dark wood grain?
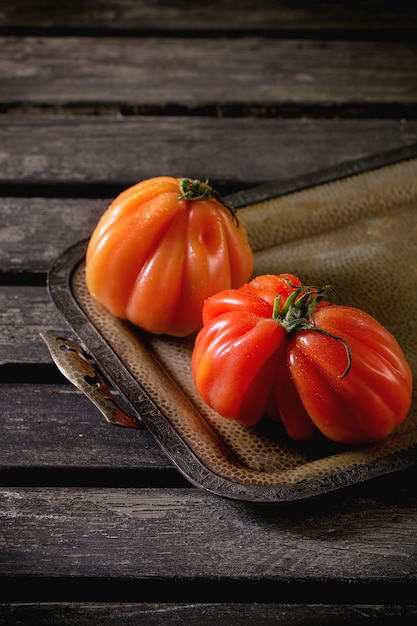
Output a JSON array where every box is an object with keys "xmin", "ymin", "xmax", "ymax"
[
  {"xmin": 1, "ymin": 36, "xmax": 416, "ymax": 111},
  {"xmin": 0, "ymin": 384, "xmax": 174, "ymax": 475},
  {"xmin": 1, "ymin": 476, "xmax": 417, "ymax": 601},
  {"xmin": 1, "ymin": 117, "xmax": 417, "ymax": 191},
  {"xmin": 0, "ymin": 198, "xmax": 107, "ymax": 275},
  {"xmin": 0, "ymin": 286, "xmax": 67, "ymax": 365},
  {"xmin": 1, "ymin": 602, "xmax": 417, "ymax": 626},
  {"xmin": 1, "ymin": 0, "xmax": 416, "ymax": 34}
]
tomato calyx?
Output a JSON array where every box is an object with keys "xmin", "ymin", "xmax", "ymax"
[
  {"xmin": 178, "ymin": 178, "xmax": 239, "ymax": 225},
  {"xmin": 272, "ymin": 282, "xmax": 352, "ymax": 378}
]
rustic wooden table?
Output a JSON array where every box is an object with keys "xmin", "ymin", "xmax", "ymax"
[{"xmin": 1, "ymin": 2, "xmax": 417, "ymax": 624}]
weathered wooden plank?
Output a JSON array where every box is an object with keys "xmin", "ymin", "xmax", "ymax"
[
  {"xmin": 1, "ymin": 117, "xmax": 417, "ymax": 189},
  {"xmin": 0, "ymin": 384, "xmax": 174, "ymax": 477},
  {"xmin": 1, "ymin": 476, "xmax": 417, "ymax": 600},
  {"xmin": 1, "ymin": 602, "xmax": 417, "ymax": 625},
  {"xmin": 0, "ymin": 286, "xmax": 68, "ymax": 365},
  {"xmin": 0, "ymin": 198, "xmax": 108, "ymax": 275},
  {"xmin": 1, "ymin": 37, "xmax": 416, "ymax": 108},
  {"xmin": 1, "ymin": 0, "xmax": 416, "ymax": 33}
]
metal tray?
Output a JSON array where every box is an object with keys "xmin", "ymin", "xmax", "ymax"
[{"xmin": 47, "ymin": 144, "xmax": 417, "ymax": 503}]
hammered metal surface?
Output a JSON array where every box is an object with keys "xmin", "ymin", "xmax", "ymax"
[{"xmin": 68, "ymin": 156, "xmax": 417, "ymax": 492}]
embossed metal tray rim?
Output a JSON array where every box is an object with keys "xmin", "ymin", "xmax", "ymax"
[{"xmin": 48, "ymin": 143, "xmax": 417, "ymax": 503}]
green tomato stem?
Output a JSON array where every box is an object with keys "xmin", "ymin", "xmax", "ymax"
[
  {"xmin": 178, "ymin": 178, "xmax": 238, "ymax": 225},
  {"xmin": 272, "ymin": 282, "xmax": 352, "ymax": 378}
]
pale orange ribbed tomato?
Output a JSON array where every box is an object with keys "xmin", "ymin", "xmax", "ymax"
[{"xmin": 85, "ymin": 177, "xmax": 254, "ymax": 336}]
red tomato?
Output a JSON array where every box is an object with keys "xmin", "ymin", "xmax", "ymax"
[
  {"xmin": 85, "ymin": 177, "xmax": 254, "ymax": 336},
  {"xmin": 201, "ymin": 273, "xmax": 302, "ymax": 324},
  {"xmin": 192, "ymin": 274, "xmax": 413, "ymax": 445}
]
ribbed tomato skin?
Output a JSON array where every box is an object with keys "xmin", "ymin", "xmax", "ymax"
[
  {"xmin": 192, "ymin": 275, "xmax": 413, "ymax": 445},
  {"xmin": 85, "ymin": 176, "xmax": 254, "ymax": 336},
  {"xmin": 282, "ymin": 306, "xmax": 413, "ymax": 444}
]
